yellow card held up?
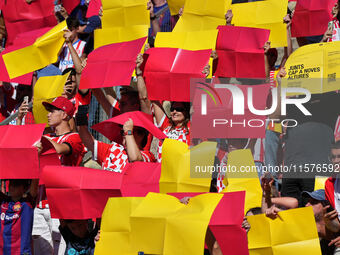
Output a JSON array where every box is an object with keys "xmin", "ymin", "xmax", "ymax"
[
  {"xmin": 3, "ymin": 21, "xmax": 67, "ymax": 79},
  {"xmin": 33, "ymin": 73, "xmax": 70, "ymax": 125},
  {"xmin": 131, "ymin": 193, "xmax": 222, "ymax": 255},
  {"xmin": 231, "ymin": 0, "xmax": 287, "ymax": 47},
  {"xmin": 173, "ymin": 0, "xmax": 227, "ymax": 32},
  {"xmin": 100, "ymin": 0, "xmax": 149, "ymax": 29},
  {"xmin": 222, "ymin": 149, "xmax": 262, "ymax": 214},
  {"xmin": 160, "ymin": 139, "xmax": 216, "ymax": 193},
  {"xmin": 284, "ymin": 41, "xmax": 340, "ymax": 94},
  {"xmin": 247, "ymin": 207, "xmax": 322, "ymax": 255},
  {"xmin": 155, "ymin": 30, "xmax": 218, "ymax": 50},
  {"xmin": 94, "ymin": 25, "xmax": 149, "ymax": 49},
  {"xmin": 95, "ymin": 197, "xmax": 143, "ymax": 255}
]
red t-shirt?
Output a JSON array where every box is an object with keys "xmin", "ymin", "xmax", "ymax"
[
  {"xmin": 46, "ymin": 132, "xmax": 86, "ymax": 166},
  {"xmin": 93, "ymin": 140, "xmax": 155, "ymax": 172}
]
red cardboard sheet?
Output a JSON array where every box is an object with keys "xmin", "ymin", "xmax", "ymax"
[
  {"xmin": 86, "ymin": 0, "xmax": 101, "ymax": 18},
  {"xmin": 143, "ymin": 48, "xmax": 211, "ymax": 102},
  {"xmin": 43, "ymin": 162, "xmax": 161, "ymax": 219},
  {"xmin": 1, "ymin": 0, "xmax": 57, "ymax": 46},
  {"xmin": 169, "ymin": 191, "xmax": 248, "ymax": 255},
  {"xmin": 79, "ymin": 37, "xmax": 147, "ymax": 89},
  {"xmin": 291, "ymin": 0, "xmax": 337, "ymax": 37},
  {"xmin": 91, "ymin": 111, "xmax": 167, "ymax": 143},
  {"xmin": 0, "ymin": 124, "xmax": 45, "ymax": 179},
  {"xmin": 62, "ymin": 0, "xmax": 80, "ymax": 15},
  {"xmin": 0, "ymin": 27, "xmax": 50, "ymax": 84},
  {"xmin": 214, "ymin": 26, "xmax": 270, "ymax": 79}
]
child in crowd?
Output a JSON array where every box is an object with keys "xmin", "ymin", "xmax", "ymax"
[
  {"xmin": 0, "ymin": 179, "xmax": 38, "ymax": 255},
  {"xmin": 59, "ymin": 219, "xmax": 99, "ymax": 255}
]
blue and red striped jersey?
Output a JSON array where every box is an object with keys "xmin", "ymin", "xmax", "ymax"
[{"xmin": 0, "ymin": 194, "xmax": 34, "ymax": 255}]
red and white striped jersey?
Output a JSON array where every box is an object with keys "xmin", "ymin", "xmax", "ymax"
[
  {"xmin": 93, "ymin": 140, "xmax": 155, "ymax": 172},
  {"xmin": 156, "ymin": 115, "xmax": 190, "ymax": 162},
  {"xmin": 58, "ymin": 39, "xmax": 86, "ymax": 72}
]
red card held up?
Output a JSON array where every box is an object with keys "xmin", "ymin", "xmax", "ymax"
[
  {"xmin": 1, "ymin": 0, "xmax": 57, "ymax": 46},
  {"xmin": 91, "ymin": 111, "xmax": 166, "ymax": 143},
  {"xmin": 214, "ymin": 26, "xmax": 269, "ymax": 79},
  {"xmin": 143, "ymin": 48, "xmax": 211, "ymax": 102},
  {"xmin": 79, "ymin": 37, "xmax": 147, "ymax": 89},
  {"xmin": 0, "ymin": 124, "xmax": 45, "ymax": 179}
]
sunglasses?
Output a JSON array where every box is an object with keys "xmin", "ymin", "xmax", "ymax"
[
  {"xmin": 329, "ymin": 154, "xmax": 340, "ymax": 161},
  {"xmin": 170, "ymin": 107, "xmax": 185, "ymax": 112}
]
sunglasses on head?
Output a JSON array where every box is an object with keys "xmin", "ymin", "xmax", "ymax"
[{"xmin": 170, "ymin": 107, "xmax": 185, "ymax": 112}]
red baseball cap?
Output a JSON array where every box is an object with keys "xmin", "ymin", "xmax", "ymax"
[{"xmin": 42, "ymin": 96, "xmax": 76, "ymax": 118}]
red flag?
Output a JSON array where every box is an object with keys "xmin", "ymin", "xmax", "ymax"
[
  {"xmin": 214, "ymin": 26, "xmax": 269, "ymax": 79},
  {"xmin": 86, "ymin": 0, "xmax": 102, "ymax": 18},
  {"xmin": 143, "ymin": 48, "xmax": 211, "ymax": 102},
  {"xmin": 1, "ymin": 0, "xmax": 57, "ymax": 46},
  {"xmin": 169, "ymin": 191, "xmax": 248, "ymax": 255},
  {"xmin": 0, "ymin": 124, "xmax": 45, "ymax": 179},
  {"xmin": 79, "ymin": 38, "xmax": 147, "ymax": 89},
  {"xmin": 191, "ymin": 82, "xmax": 271, "ymax": 139},
  {"xmin": 91, "ymin": 111, "xmax": 167, "ymax": 143},
  {"xmin": 42, "ymin": 162, "xmax": 161, "ymax": 219},
  {"xmin": 62, "ymin": 0, "xmax": 80, "ymax": 15},
  {"xmin": 0, "ymin": 27, "xmax": 50, "ymax": 84},
  {"xmin": 291, "ymin": 0, "xmax": 337, "ymax": 37}
]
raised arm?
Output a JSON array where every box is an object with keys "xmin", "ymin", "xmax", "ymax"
[
  {"xmin": 75, "ymin": 105, "xmax": 95, "ymax": 152},
  {"xmin": 123, "ymin": 118, "xmax": 143, "ymax": 162},
  {"xmin": 136, "ymin": 54, "xmax": 152, "ymax": 115}
]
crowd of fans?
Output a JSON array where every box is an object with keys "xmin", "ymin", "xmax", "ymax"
[{"xmin": 0, "ymin": 0, "xmax": 340, "ymax": 254}]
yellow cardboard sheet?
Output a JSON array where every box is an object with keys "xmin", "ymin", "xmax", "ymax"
[
  {"xmin": 167, "ymin": 0, "xmax": 185, "ymax": 15},
  {"xmin": 231, "ymin": 0, "xmax": 287, "ymax": 48},
  {"xmin": 314, "ymin": 176, "xmax": 329, "ymax": 191},
  {"xmin": 173, "ymin": 0, "xmax": 227, "ymax": 32},
  {"xmin": 222, "ymin": 149, "xmax": 262, "ymax": 214},
  {"xmin": 33, "ymin": 73, "xmax": 69, "ymax": 125},
  {"xmin": 155, "ymin": 30, "xmax": 218, "ymax": 50},
  {"xmin": 100, "ymin": 0, "xmax": 149, "ymax": 29},
  {"xmin": 284, "ymin": 41, "xmax": 340, "ymax": 94},
  {"xmin": 247, "ymin": 207, "xmax": 322, "ymax": 255},
  {"xmin": 94, "ymin": 25, "xmax": 149, "ymax": 49},
  {"xmin": 160, "ymin": 139, "xmax": 216, "ymax": 193},
  {"xmin": 3, "ymin": 21, "xmax": 67, "ymax": 79},
  {"xmin": 95, "ymin": 193, "xmax": 222, "ymax": 255}
]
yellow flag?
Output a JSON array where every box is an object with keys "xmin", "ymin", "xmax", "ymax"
[
  {"xmin": 160, "ymin": 139, "xmax": 216, "ymax": 193},
  {"xmin": 222, "ymin": 149, "xmax": 262, "ymax": 214},
  {"xmin": 173, "ymin": 0, "xmax": 227, "ymax": 32},
  {"xmin": 3, "ymin": 21, "xmax": 67, "ymax": 79},
  {"xmin": 33, "ymin": 73, "xmax": 70, "ymax": 125},
  {"xmin": 167, "ymin": 0, "xmax": 185, "ymax": 15},
  {"xmin": 94, "ymin": 25, "xmax": 149, "ymax": 49},
  {"xmin": 231, "ymin": 0, "xmax": 287, "ymax": 48},
  {"xmin": 155, "ymin": 30, "xmax": 218, "ymax": 50},
  {"xmin": 101, "ymin": 0, "xmax": 149, "ymax": 29},
  {"xmin": 314, "ymin": 176, "xmax": 328, "ymax": 190},
  {"xmin": 247, "ymin": 207, "xmax": 322, "ymax": 255},
  {"xmin": 96, "ymin": 193, "xmax": 222, "ymax": 255},
  {"xmin": 284, "ymin": 41, "xmax": 340, "ymax": 94}
]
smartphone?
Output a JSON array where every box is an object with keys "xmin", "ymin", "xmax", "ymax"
[
  {"xmin": 328, "ymin": 21, "xmax": 334, "ymax": 31},
  {"xmin": 23, "ymin": 96, "xmax": 29, "ymax": 104}
]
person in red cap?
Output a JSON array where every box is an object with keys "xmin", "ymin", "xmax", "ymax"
[
  {"xmin": 42, "ymin": 96, "xmax": 86, "ymax": 167},
  {"xmin": 32, "ymin": 97, "xmax": 86, "ymax": 255}
]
